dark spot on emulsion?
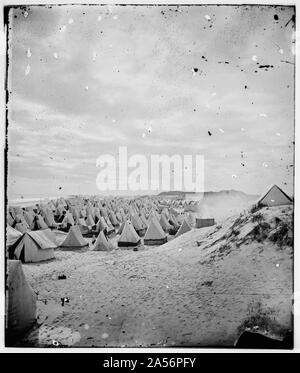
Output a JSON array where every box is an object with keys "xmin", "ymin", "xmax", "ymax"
[
  {"xmin": 274, "ymin": 14, "xmax": 279, "ymax": 21},
  {"xmin": 244, "ymin": 85, "xmax": 248, "ymax": 89},
  {"xmin": 193, "ymin": 68, "xmax": 198, "ymax": 73},
  {"xmin": 258, "ymin": 65, "xmax": 274, "ymax": 69},
  {"xmin": 59, "ymin": 186, "xmax": 62, "ymax": 190},
  {"xmin": 208, "ymin": 131, "xmax": 212, "ymax": 136}
]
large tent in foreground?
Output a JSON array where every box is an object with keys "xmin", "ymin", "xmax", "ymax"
[
  {"xmin": 9, "ymin": 229, "xmax": 57, "ymax": 263},
  {"xmin": 257, "ymin": 185, "xmax": 293, "ymax": 207},
  {"xmin": 118, "ymin": 221, "xmax": 141, "ymax": 248},
  {"xmin": 144, "ymin": 218, "xmax": 167, "ymax": 246},
  {"xmin": 60, "ymin": 225, "xmax": 89, "ymax": 249},
  {"xmin": 6, "ymin": 260, "xmax": 37, "ymax": 344}
]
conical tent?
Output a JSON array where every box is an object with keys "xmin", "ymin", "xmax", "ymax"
[
  {"xmin": 77, "ymin": 218, "xmax": 90, "ymax": 235},
  {"xmin": 175, "ymin": 218, "xmax": 192, "ymax": 238},
  {"xmin": 109, "ymin": 212, "xmax": 119, "ymax": 226},
  {"xmin": 36, "ymin": 215, "xmax": 49, "ymax": 230},
  {"xmin": 96, "ymin": 217, "xmax": 109, "ymax": 233},
  {"xmin": 6, "ymin": 260, "xmax": 37, "ymax": 344},
  {"xmin": 86, "ymin": 214, "xmax": 95, "ymax": 227},
  {"xmin": 118, "ymin": 221, "xmax": 141, "ymax": 247},
  {"xmin": 43, "ymin": 211, "xmax": 56, "ymax": 227},
  {"xmin": 60, "ymin": 226, "xmax": 88, "ymax": 248},
  {"xmin": 15, "ymin": 214, "xmax": 28, "ymax": 225},
  {"xmin": 105, "ymin": 217, "xmax": 115, "ymax": 234},
  {"xmin": 144, "ymin": 218, "xmax": 167, "ymax": 246},
  {"xmin": 169, "ymin": 213, "xmax": 179, "ymax": 228},
  {"xmin": 7, "ymin": 225, "xmax": 22, "ymax": 247},
  {"xmin": 10, "ymin": 230, "xmax": 56, "ymax": 263},
  {"xmin": 7, "ymin": 212, "xmax": 15, "ymax": 227},
  {"xmin": 24, "ymin": 211, "xmax": 34, "ymax": 226},
  {"xmin": 257, "ymin": 185, "xmax": 293, "ymax": 207},
  {"xmin": 131, "ymin": 213, "xmax": 145, "ymax": 230},
  {"xmin": 63, "ymin": 212, "xmax": 75, "ymax": 226},
  {"xmin": 159, "ymin": 214, "xmax": 172, "ymax": 232},
  {"xmin": 14, "ymin": 222, "xmax": 29, "ymax": 234},
  {"xmin": 93, "ymin": 231, "xmax": 111, "ymax": 251},
  {"xmin": 139, "ymin": 212, "xmax": 148, "ymax": 227},
  {"xmin": 117, "ymin": 221, "xmax": 125, "ymax": 235}
]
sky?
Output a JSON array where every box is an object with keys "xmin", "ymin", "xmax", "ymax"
[{"xmin": 7, "ymin": 4, "xmax": 295, "ymax": 198}]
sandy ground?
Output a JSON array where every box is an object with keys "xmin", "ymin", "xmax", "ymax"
[{"xmin": 18, "ymin": 205, "xmax": 293, "ymax": 347}]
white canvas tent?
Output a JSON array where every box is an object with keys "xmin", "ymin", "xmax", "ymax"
[
  {"xmin": 60, "ymin": 225, "xmax": 88, "ymax": 249},
  {"xmin": 175, "ymin": 218, "xmax": 192, "ymax": 238},
  {"xmin": 7, "ymin": 212, "xmax": 15, "ymax": 227},
  {"xmin": 144, "ymin": 218, "xmax": 167, "ymax": 246},
  {"xmin": 93, "ymin": 231, "xmax": 112, "ymax": 251},
  {"xmin": 6, "ymin": 260, "xmax": 37, "ymax": 344},
  {"xmin": 118, "ymin": 221, "xmax": 141, "ymax": 247},
  {"xmin": 10, "ymin": 230, "xmax": 57, "ymax": 263},
  {"xmin": 257, "ymin": 185, "xmax": 293, "ymax": 207},
  {"xmin": 6, "ymin": 225, "xmax": 22, "ymax": 247},
  {"xmin": 159, "ymin": 214, "xmax": 172, "ymax": 232}
]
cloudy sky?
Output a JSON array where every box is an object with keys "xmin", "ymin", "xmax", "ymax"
[{"xmin": 7, "ymin": 4, "xmax": 295, "ymax": 198}]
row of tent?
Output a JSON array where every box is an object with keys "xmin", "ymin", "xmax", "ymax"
[
  {"xmin": 7, "ymin": 213, "xmax": 194, "ymax": 263},
  {"xmin": 7, "ymin": 195, "xmax": 199, "ymax": 255}
]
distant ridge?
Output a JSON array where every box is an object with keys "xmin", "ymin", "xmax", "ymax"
[{"xmin": 157, "ymin": 190, "xmax": 260, "ymax": 199}]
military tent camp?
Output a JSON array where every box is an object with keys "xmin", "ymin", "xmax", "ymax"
[
  {"xmin": 257, "ymin": 185, "xmax": 293, "ymax": 207},
  {"xmin": 6, "ymin": 260, "xmax": 37, "ymax": 344},
  {"xmin": 9, "ymin": 230, "xmax": 57, "ymax": 263},
  {"xmin": 175, "ymin": 218, "xmax": 192, "ymax": 238},
  {"xmin": 60, "ymin": 225, "xmax": 89, "ymax": 249},
  {"xmin": 144, "ymin": 218, "xmax": 167, "ymax": 246},
  {"xmin": 118, "ymin": 221, "xmax": 141, "ymax": 248}
]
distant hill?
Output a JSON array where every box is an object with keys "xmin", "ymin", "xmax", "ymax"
[{"xmin": 158, "ymin": 190, "xmax": 260, "ymax": 200}]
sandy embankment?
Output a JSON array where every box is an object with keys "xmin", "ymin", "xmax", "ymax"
[{"xmin": 19, "ymin": 205, "xmax": 293, "ymax": 347}]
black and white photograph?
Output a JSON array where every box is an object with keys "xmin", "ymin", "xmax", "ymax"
[{"xmin": 1, "ymin": 1, "xmax": 296, "ymax": 351}]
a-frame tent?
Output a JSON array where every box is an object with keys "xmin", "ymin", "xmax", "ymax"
[
  {"xmin": 93, "ymin": 231, "xmax": 112, "ymax": 251},
  {"xmin": 174, "ymin": 218, "xmax": 192, "ymax": 238},
  {"xmin": 9, "ymin": 230, "xmax": 57, "ymax": 263},
  {"xmin": 144, "ymin": 218, "xmax": 167, "ymax": 246},
  {"xmin": 257, "ymin": 184, "xmax": 293, "ymax": 207},
  {"xmin": 118, "ymin": 221, "xmax": 141, "ymax": 248},
  {"xmin": 60, "ymin": 225, "xmax": 89, "ymax": 249},
  {"xmin": 6, "ymin": 260, "xmax": 37, "ymax": 344}
]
